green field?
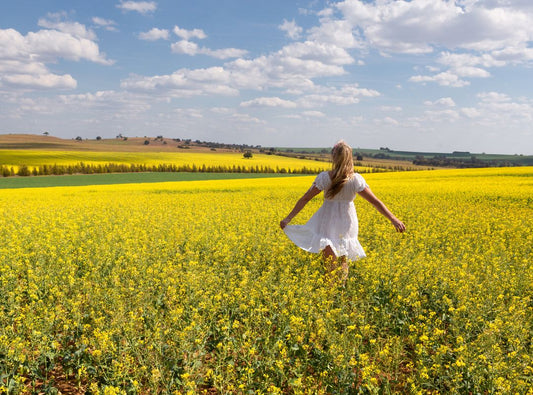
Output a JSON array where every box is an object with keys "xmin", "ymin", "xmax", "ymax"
[
  {"xmin": 277, "ymin": 147, "xmax": 533, "ymax": 165},
  {"xmin": 0, "ymin": 172, "xmax": 298, "ymax": 189}
]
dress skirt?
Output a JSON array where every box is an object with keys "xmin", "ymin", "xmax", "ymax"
[{"xmin": 283, "ymin": 199, "xmax": 366, "ymax": 261}]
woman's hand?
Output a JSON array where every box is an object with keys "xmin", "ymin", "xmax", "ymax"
[
  {"xmin": 280, "ymin": 186, "xmax": 321, "ymax": 230},
  {"xmin": 391, "ymin": 218, "xmax": 406, "ymax": 233}
]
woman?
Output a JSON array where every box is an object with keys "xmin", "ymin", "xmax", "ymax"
[{"xmin": 280, "ymin": 140, "xmax": 405, "ymax": 282}]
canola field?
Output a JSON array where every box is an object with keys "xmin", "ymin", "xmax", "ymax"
[
  {"xmin": 0, "ymin": 150, "xmax": 332, "ymax": 174},
  {"xmin": 0, "ymin": 167, "xmax": 531, "ymax": 394}
]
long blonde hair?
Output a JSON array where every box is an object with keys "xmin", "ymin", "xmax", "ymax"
[{"xmin": 325, "ymin": 140, "xmax": 354, "ymax": 199}]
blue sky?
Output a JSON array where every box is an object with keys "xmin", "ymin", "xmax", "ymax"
[{"xmin": 1, "ymin": 0, "xmax": 532, "ymax": 154}]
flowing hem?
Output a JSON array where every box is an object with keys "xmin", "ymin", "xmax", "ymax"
[{"xmin": 283, "ymin": 225, "xmax": 366, "ymax": 261}]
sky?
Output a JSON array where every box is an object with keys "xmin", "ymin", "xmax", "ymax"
[{"xmin": 1, "ymin": 0, "xmax": 532, "ymax": 154}]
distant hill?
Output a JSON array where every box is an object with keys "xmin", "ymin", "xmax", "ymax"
[
  {"xmin": 0, "ymin": 133, "xmax": 244, "ymax": 153},
  {"xmin": 276, "ymin": 146, "xmax": 533, "ymax": 168},
  {"xmin": 1, "ymin": 133, "xmax": 531, "ymax": 168}
]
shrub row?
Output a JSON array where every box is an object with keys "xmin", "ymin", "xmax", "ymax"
[{"xmin": 1, "ymin": 162, "xmax": 335, "ymax": 177}]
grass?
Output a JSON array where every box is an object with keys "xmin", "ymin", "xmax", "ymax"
[{"xmin": 0, "ymin": 172, "xmax": 299, "ymax": 189}]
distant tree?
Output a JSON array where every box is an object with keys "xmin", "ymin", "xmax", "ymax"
[
  {"xmin": 17, "ymin": 165, "xmax": 31, "ymax": 176},
  {"xmin": 43, "ymin": 131, "xmax": 49, "ymax": 136},
  {"xmin": 96, "ymin": 136, "xmax": 102, "ymax": 140},
  {"xmin": 243, "ymin": 150, "xmax": 253, "ymax": 159},
  {"xmin": 75, "ymin": 136, "xmax": 83, "ymax": 141},
  {"xmin": 144, "ymin": 140, "xmax": 150, "ymax": 145}
]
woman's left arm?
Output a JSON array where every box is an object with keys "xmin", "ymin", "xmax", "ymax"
[
  {"xmin": 280, "ymin": 185, "xmax": 321, "ymax": 229},
  {"xmin": 358, "ymin": 187, "xmax": 406, "ymax": 233}
]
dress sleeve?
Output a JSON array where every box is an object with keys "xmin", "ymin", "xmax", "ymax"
[
  {"xmin": 354, "ymin": 173, "xmax": 368, "ymax": 193},
  {"xmin": 312, "ymin": 172, "xmax": 327, "ymax": 190}
]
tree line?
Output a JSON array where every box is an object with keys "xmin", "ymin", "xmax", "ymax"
[
  {"xmin": 412, "ymin": 156, "xmax": 522, "ymax": 168},
  {"xmin": 1, "ymin": 162, "xmax": 327, "ymax": 177},
  {"xmin": 0, "ymin": 162, "xmax": 401, "ymax": 178}
]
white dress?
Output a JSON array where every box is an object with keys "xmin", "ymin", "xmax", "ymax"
[{"xmin": 283, "ymin": 171, "xmax": 368, "ymax": 260}]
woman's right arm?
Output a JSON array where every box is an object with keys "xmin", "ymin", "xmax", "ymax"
[
  {"xmin": 358, "ymin": 187, "xmax": 406, "ymax": 233},
  {"xmin": 280, "ymin": 185, "xmax": 321, "ymax": 229}
]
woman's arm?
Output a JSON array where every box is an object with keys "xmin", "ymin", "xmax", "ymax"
[
  {"xmin": 280, "ymin": 185, "xmax": 322, "ymax": 229},
  {"xmin": 358, "ymin": 187, "xmax": 406, "ymax": 233}
]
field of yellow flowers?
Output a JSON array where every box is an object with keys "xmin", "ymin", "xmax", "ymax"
[
  {"xmin": 0, "ymin": 150, "xmax": 333, "ymax": 174},
  {"xmin": 0, "ymin": 167, "xmax": 531, "ymax": 393}
]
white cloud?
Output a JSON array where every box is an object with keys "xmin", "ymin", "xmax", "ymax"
[
  {"xmin": 174, "ymin": 108, "xmax": 204, "ymax": 118},
  {"xmin": 298, "ymin": 84, "xmax": 379, "ymax": 107},
  {"xmin": 171, "ymin": 40, "xmax": 199, "ymax": 55},
  {"xmin": 469, "ymin": 92, "xmax": 533, "ymax": 123},
  {"xmin": 173, "ymin": 25, "xmax": 207, "ymax": 40},
  {"xmin": 336, "ymin": 0, "xmax": 533, "ymax": 54},
  {"xmin": 424, "ymin": 97, "xmax": 456, "ymax": 107},
  {"xmin": 410, "ymin": 51, "xmax": 497, "ymax": 87},
  {"xmin": 279, "ymin": 41, "xmax": 354, "ymax": 66},
  {"xmin": 241, "ymin": 97, "xmax": 298, "ymax": 108},
  {"xmin": 210, "ymin": 107, "xmax": 233, "ymax": 114},
  {"xmin": 238, "ymin": 84, "xmax": 379, "ymax": 110},
  {"xmin": 171, "ymin": 40, "xmax": 248, "ymax": 59},
  {"xmin": 123, "ymin": 33, "xmax": 379, "ymax": 102},
  {"xmin": 204, "ymin": 47, "xmax": 248, "ymax": 60},
  {"xmin": 308, "ymin": 18, "xmax": 360, "ymax": 49},
  {"xmin": 3, "ymin": 90, "xmax": 153, "ymax": 120},
  {"xmin": 327, "ymin": 0, "xmax": 533, "ymax": 88},
  {"xmin": 92, "ymin": 17, "xmax": 118, "ymax": 32},
  {"xmin": 302, "ymin": 110, "xmax": 326, "ymax": 118},
  {"xmin": 279, "ymin": 19, "xmax": 302, "ymax": 40},
  {"xmin": 413, "ymin": 91, "xmax": 533, "ymax": 128},
  {"xmin": 380, "ymin": 106, "xmax": 402, "ymax": 112},
  {"xmin": 454, "ymin": 66, "xmax": 491, "ymax": 78},
  {"xmin": 117, "ymin": 1, "xmax": 157, "ymax": 14},
  {"xmin": 380, "ymin": 116, "xmax": 399, "ymax": 125},
  {"xmin": 230, "ymin": 113, "xmax": 264, "ymax": 124},
  {"xmin": 461, "ymin": 107, "xmax": 481, "ymax": 118},
  {"xmin": 26, "ymin": 29, "xmax": 112, "ymax": 64},
  {"xmin": 423, "ymin": 109, "xmax": 460, "ymax": 122},
  {"xmin": 279, "ymin": 114, "xmax": 302, "ymax": 119},
  {"xmin": 139, "ymin": 28, "xmax": 169, "ymax": 41},
  {"xmin": 437, "ymin": 52, "xmax": 505, "ymax": 69},
  {"xmin": 491, "ymin": 45, "xmax": 533, "ymax": 63},
  {"xmin": 169, "ymin": 26, "xmax": 245, "ymax": 59},
  {"xmin": 478, "ymin": 91, "xmax": 511, "ymax": 103},
  {"xmin": 38, "ymin": 13, "xmax": 96, "ymax": 40},
  {"xmin": 3, "ymin": 73, "xmax": 77, "ymax": 89},
  {"xmin": 410, "ymin": 71, "xmax": 470, "ymax": 87},
  {"xmin": 0, "ymin": 27, "xmax": 112, "ymax": 90},
  {"xmin": 120, "ymin": 67, "xmax": 239, "ymax": 97}
]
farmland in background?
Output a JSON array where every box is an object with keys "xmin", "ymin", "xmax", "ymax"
[{"xmin": 0, "ymin": 134, "xmax": 438, "ymax": 175}]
